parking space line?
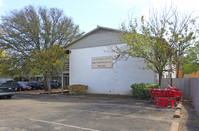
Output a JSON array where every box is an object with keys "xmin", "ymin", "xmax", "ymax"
[{"xmin": 29, "ymin": 118, "xmax": 100, "ymax": 131}]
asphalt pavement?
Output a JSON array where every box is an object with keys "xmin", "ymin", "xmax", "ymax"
[{"xmin": 0, "ymin": 94, "xmax": 180, "ymax": 131}]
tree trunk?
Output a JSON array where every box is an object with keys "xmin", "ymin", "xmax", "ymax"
[
  {"xmin": 47, "ymin": 76, "xmax": 51, "ymax": 94},
  {"xmin": 158, "ymin": 72, "xmax": 163, "ymax": 86},
  {"xmin": 169, "ymin": 57, "xmax": 173, "ymax": 86},
  {"xmin": 44, "ymin": 76, "xmax": 48, "ymax": 91},
  {"xmin": 44, "ymin": 74, "xmax": 51, "ymax": 94},
  {"xmin": 176, "ymin": 62, "xmax": 180, "ymax": 78}
]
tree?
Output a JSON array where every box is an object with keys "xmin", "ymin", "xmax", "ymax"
[
  {"xmin": 181, "ymin": 44, "xmax": 199, "ymax": 75},
  {"xmin": 144, "ymin": 7, "xmax": 198, "ymax": 78},
  {"xmin": 118, "ymin": 16, "xmax": 173, "ymax": 85},
  {"xmin": 117, "ymin": 6, "xmax": 198, "ymax": 85},
  {"xmin": 0, "ymin": 49, "xmax": 10, "ymax": 77},
  {"xmin": 30, "ymin": 45, "xmax": 65, "ymax": 93},
  {"xmin": 166, "ymin": 10, "xmax": 198, "ymax": 78},
  {"xmin": 0, "ymin": 49, "xmax": 17, "ymax": 78},
  {"xmin": 0, "ymin": 5, "xmax": 83, "ymax": 92}
]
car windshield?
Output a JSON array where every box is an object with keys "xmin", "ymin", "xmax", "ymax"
[
  {"xmin": 0, "ymin": 79, "xmax": 6, "ymax": 84},
  {"xmin": 0, "ymin": 78, "xmax": 14, "ymax": 85},
  {"xmin": 18, "ymin": 82, "xmax": 26, "ymax": 86}
]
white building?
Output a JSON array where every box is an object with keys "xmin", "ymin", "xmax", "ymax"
[{"xmin": 65, "ymin": 26, "xmax": 157, "ymax": 95}]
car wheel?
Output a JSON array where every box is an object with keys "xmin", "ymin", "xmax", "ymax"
[
  {"xmin": 7, "ymin": 95, "xmax": 12, "ymax": 99},
  {"xmin": 19, "ymin": 88, "xmax": 22, "ymax": 91}
]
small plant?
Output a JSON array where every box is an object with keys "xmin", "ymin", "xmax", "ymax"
[
  {"xmin": 131, "ymin": 83, "xmax": 161, "ymax": 99},
  {"xmin": 67, "ymin": 84, "xmax": 88, "ymax": 95}
]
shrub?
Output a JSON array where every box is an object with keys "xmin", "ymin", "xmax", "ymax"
[
  {"xmin": 131, "ymin": 83, "xmax": 162, "ymax": 99},
  {"xmin": 67, "ymin": 84, "xmax": 88, "ymax": 95}
]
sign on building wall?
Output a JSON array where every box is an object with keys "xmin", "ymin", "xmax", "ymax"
[{"xmin": 92, "ymin": 56, "xmax": 113, "ymax": 69}]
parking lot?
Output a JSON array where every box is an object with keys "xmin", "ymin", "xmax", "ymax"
[{"xmin": 0, "ymin": 93, "xmax": 177, "ymax": 131}]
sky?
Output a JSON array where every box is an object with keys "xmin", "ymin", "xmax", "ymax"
[{"xmin": 0, "ymin": 0, "xmax": 198, "ymax": 33}]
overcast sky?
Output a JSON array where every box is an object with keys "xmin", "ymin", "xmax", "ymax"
[{"xmin": 0, "ymin": 0, "xmax": 198, "ymax": 33}]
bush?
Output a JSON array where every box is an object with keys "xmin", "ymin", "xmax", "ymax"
[
  {"xmin": 67, "ymin": 84, "xmax": 88, "ymax": 95},
  {"xmin": 131, "ymin": 83, "xmax": 162, "ymax": 99}
]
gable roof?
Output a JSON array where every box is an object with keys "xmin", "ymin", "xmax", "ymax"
[{"xmin": 65, "ymin": 26, "xmax": 121, "ymax": 49}]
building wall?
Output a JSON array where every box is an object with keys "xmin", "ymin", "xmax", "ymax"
[
  {"xmin": 177, "ymin": 67, "xmax": 199, "ymax": 78},
  {"xmin": 69, "ymin": 44, "xmax": 157, "ymax": 95},
  {"xmin": 184, "ymin": 70, "xmax": 199, "ymax": 78},
  {"xmin": 67, "ymin": 29, "xmax": 123, "ymax": 50},
  {"xmin": 162, "ymin": 64, "xmax": 176, "ymax": 79}
]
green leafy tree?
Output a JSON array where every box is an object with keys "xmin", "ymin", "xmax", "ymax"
[
  {"xmin": 181, "ymin": 44, "xmax": 199, "ymax": 75},
  {"xmin": 166, "ymin": 10, "xmax": 198, "ymax": 78},
  {"xmin": 118, "ymin": 16, "xmax": 173, "ymax": 85},
  {"xmin": 0, "ymin": 49, "xmax": 10, "ymax": 77},
  {"xmin": 30, "ymin": 45, "xmax": 65, "ymax": 93},
  {"xmin": 144, "ymin": 7, "xmax": 198, "ymax": 78},
  {"xmin": 117, "ymin": 6, "xmax": 198, "ymax": 85},
  {"xmin": 0, "ymin": 49, "xmax": 17, "ymax": 77},
  {"xmin": 0, "ymin": 5, "xmax": 83, "ymax": 92}
]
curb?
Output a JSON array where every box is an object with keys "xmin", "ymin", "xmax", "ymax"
[
  {"xmin": 173, "ymin": 110, "xmax": 181, "ymax": 118},
  {"xmin": 175, "ymin": 102, "xmax": 182, "ymax": 110},
  {"xmin": 173, "ymin": 103, "xmax": 182, "ymax": 118},
  {"xmin": 170, "ymin": 103, "xmax": 182, "ymax": 131},
  {"xmin": 170, "ymin": 121, "xmax": 179, "ymax": 131}
]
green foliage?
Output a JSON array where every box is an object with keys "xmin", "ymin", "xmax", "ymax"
[
  {"xmin": 181, "ymin": 44, "xmax": 199, "ymax": 75},
  {"xmin": 165, "ymin": 9, "xmax": 198, "ymax": 78},
  {"xmin": 117, "ymin": 7, "xmax": 199, "ymax": 83},
  {"xmin": 119, "ymin": 16, "xmax": 173, "ymax": 85},
  {"xmin": 13, "ymin": 77, "xmax": 20, "ymax": 82},
  {"xmin": 182, "ymin": 63, "xmax": 199, "ymax": 74},
  {"xmin": 30, "ymin": 45, "xmax": 65, "ymax": 91},
  {"xmin": 68, "ymin": 84, "xmax": 88, "ymax": 95},
  {"xmin": 0, "ymin": 5, "xmax": 83, "ymax": 92},
  {"xmin": 0, "ymin": 49, "xmax": 20, "ymax": 77},
  {"xmin": 131, "ymin": 83, "xmax": 161, "ymax": 99},
  {"xmin": 30, "ymin": 45, "xmax": 65, "ymax": 76}
]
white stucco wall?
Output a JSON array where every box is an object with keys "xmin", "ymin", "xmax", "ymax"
[
  {"xmin": 162, "ymin": 64, "xmax": 176, "ymax": 78},
  {"xmin": 69, "ymin": 45, "xmax": 157, "ymax": 95}
]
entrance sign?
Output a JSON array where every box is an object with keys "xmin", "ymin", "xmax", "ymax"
[{"xmin": 92, "ymin": 56, "xmax": 113, "ymax": 69}]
